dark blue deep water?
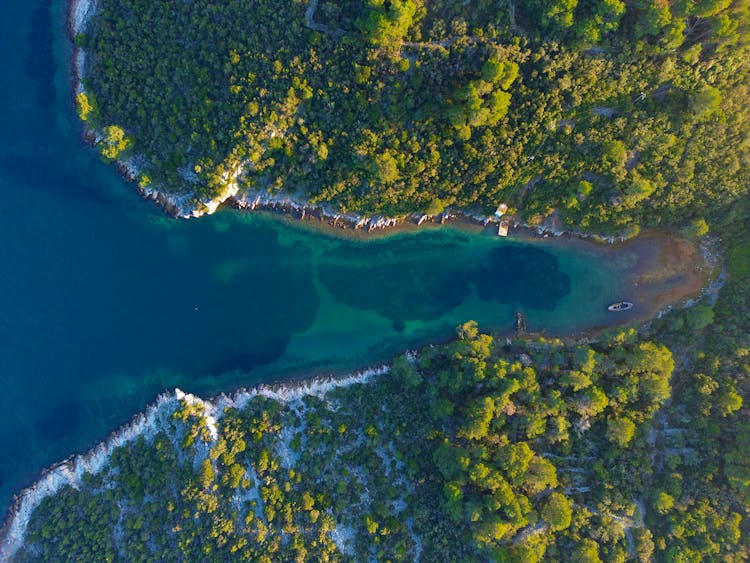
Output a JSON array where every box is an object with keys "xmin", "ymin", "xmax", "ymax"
[{"xmin": 0, "ymin": 0, "xmax": 630, "ymax": 511}]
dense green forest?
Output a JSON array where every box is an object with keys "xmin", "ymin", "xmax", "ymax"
[
  {"xmin": 77, "ymin": 0, "xmax": 749, "ymax": 233},
  {"xmin": 16, "ymin": 217, "xmax": 750, "ymax": 560}
]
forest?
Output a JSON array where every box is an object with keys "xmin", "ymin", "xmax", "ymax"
[{"xmin": 76, "ymin": 0, "xmax": 749, "ymax": 234}]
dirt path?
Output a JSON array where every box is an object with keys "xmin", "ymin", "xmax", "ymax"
[
  {"xmin": 303, "ymin": 0, "xmax": 476, "ymax": 50},
  {"xmin": 507, "ymin": 0, "xmax": 526, "ymax": 37}
]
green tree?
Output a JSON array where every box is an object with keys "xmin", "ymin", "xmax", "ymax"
[
  {"xmin": 425, "ymin": 197, "xmax": 446, "ymax": 216},
  {"xmin": 301, "ymin": 491, "xmax": 315, "ymax": 511},
  {"xmin": 481, "ymin": 59, "xmax": 519, "ymax": 90},
  {"xmin": 690, "ymin": 85, "xmax": 722, "ymax": 117},
  {"xmin": 373, "ymin": 152, "xmax": 400, "ymax": 184},
  {"xmin": 356, "ymin": 0, "xmax": 418, "ymax": 47},
  {"xmin": 572, "ymin": 539, "xmax": 602, "ymax": 562},
  {"xmin": 634, "ymin": 1, "xmax": 673, "ymax": 38},
  {"xmin": 198, "ymin": 459, "xmax": 215, "ymax": 490},
  {"xmin": 392, "ymin": 354, "xmax": 422, "ymax": 388},
  {"xmin": 99, "ymin": 125, "xmax": 132, "ymax": 161},
  {"xmin": 76, "ymin": 92, "xmax": 95, "ymax": 122},
  {"xmin": 223, "ymin": 463, "xmax": 245, "ymax": 488},
  {"xmin": 633, "ymin": 527, "xmax": 655, "ymax": 562},
  {"xmin": 541, "ymin": 0, "xmax": 579, "ymax": 30},
  {"xmin": 523, "ymin": 456, "xmax": 558, "ymax": 494},
  {"xmin": 541, "ymin": 492, "xmax": 573, "ymax": 531},
  {"xmin": 725, "ymin": 423, "xmax": 750, "ymax": 504},
  {"xmin": 685, "ymin": 305, "xmax": 715, "ymax": 331},
  {"xmin": 459, "ymin": 396, "xmax": 495, "ymax": 440},
  {"xmin": 606, "ymin": 416, "xmax": 636, "ymax": 447},
  {"xmin": 654, "ymin": 491, "xmax": 674, "ymax": 514},
  {"xmin": 686, "ymin": 218, "xmax": 710, "ymax": 238},
  {"xmin": 575, "ymin": 386, "xmax": 609, "ymax": 417},
  {"xmin": 717, "ymin": 386, "xmax": 742, "ymax": 416}
]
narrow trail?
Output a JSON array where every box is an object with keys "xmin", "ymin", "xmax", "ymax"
[
  {"xmin": 302, "ymin": 0, "xmax": 478, "ymax": 50},
  {"xmin": 507, "ymin": 0, "xmax": 526, "ymax": 37},
  {"xmin": 305, "ymin": 0, "xmax": 343, "ymax": 35}
]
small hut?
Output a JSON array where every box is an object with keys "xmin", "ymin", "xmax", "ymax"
[{"xmin": 494, "ymin": 203, "xmax": 508, "ymax": 217}]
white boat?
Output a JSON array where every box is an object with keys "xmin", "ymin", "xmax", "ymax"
[{"xmin": 607, "ymin": 301, "xmax": 634, "ymax": 312}]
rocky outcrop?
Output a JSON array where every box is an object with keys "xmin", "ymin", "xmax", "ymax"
[
  {"xmin": 0, "ymin": 391, "xmax": 180, "ymax": 561},
  {"xmin": 69, "ymin": 0, "xmax": 97, "ymax": 36},
  {"xmin": 0, "ymin": 366, "xmax": 388, "ymax": 560}
]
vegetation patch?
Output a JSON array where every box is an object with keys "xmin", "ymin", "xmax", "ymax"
[
  {"xmin": 76, "ymin": 0, "xmax": 748, "ymax": 232},
  {"xmin": 17, "ymin": 293, "xmax": 749, "ymax": 561}
]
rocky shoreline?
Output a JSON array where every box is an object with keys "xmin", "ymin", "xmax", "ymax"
[
  {"xmin": 0, "ymin": 366, "xmax": 388, "ymax": 560},
  {"xmin": 66, "ymin": 0, "xmax": 630, "ymax": 242}
]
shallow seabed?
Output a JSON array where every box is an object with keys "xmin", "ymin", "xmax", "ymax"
[{"xmin": 0, "ymin": 0, "xmax": 660, "ymax": 512}]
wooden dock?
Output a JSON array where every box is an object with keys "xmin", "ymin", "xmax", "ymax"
[
  {"xmin": 498, "ymin": 220, "xmax": 509, "ymax": 236},
  {"xmin": 515, "ymin": 310, "xmax": 527, "ymax": 335}
]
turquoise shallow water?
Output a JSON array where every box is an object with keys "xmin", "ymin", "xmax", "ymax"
[{"xmin": 0, "ymin": 0, "xmax": 631, "ymax": 511}]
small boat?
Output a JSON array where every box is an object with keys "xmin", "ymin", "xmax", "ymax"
[
  {"xmin": 498, "ymin": 220, "xmax": 509, "ymax": 237},
  {"xmin": 607, "ymin": 301, "xmax": 634, "ymax": 312}
]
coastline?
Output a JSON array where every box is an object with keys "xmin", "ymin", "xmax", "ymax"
[
  {"xmin": 0, "ymin": 222, "xmax": 718, "ymax": 557},
  {"xmin": 0, "ymin": 224, "xmax": 720, "ymax": 559},
  {"xmin": 66, "ymin": 0, "xmax": 628, "ymax": 242},
  {"xmin": 25, "ymin": 2, "xmax": 724, "ymax": 559},
  {"xmin": 62, "ymin": 0, "xmax": 720, "ymax": 333},
  {"xmin": 0, "ymin": 366, "xmax": 388, "ymax": 560}
]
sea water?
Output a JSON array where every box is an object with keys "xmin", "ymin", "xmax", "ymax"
[{"xmin": 0, "ymin": 0, "xmax": 628, "ymax": 511}]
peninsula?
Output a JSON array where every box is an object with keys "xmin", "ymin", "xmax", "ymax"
[{"xmin": 69, "ymin": 0, "xmax": 746, "ymax": 239}]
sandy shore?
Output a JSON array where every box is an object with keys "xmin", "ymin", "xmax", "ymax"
[
  {"xmin": 628, "ymin": 234, "xmax": 714, "ymax": 314},
  {"xmin": 529, "ymin": 231, "xmax": 718, "ymax": 340}
]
